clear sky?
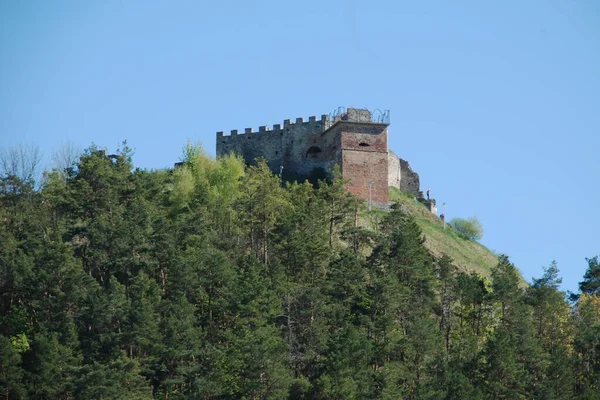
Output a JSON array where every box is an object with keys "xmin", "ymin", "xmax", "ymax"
[{"xmin": 1, "ymin": 0, "xmax": 598, "ymax": 293}]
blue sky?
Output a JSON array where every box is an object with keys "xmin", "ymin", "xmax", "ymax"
[{"xmin": 1, "ymin": 0, "xmax": 598, "ymax": 292}]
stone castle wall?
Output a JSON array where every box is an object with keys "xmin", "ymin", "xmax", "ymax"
[
  {"xmin": 398, "ymin": 158, "xmax": 420, "ymax": 195},
  {"xmin": 217, "ymin": 115, "xmax": 338, "ymax": 177},
  {"xmin": 216, "ymin": 108, "xmax": 422, "ymax": 205},
  {"xmin": 388, "ymin": 150, "xmax": 420, "ymax": 197}
]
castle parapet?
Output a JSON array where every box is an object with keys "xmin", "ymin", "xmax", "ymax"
[
  {"xmin": 216, "ymin": 108, "xmax": 389, "ymax": 141},
  {"xmin": 217, "ymin": 113, "xmax": 329, "ymax": 138},
  {"xmin": 217, "ymin": 108, "xmax": 390, "ymax": 139}
]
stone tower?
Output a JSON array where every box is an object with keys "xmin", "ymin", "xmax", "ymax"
[{"xmin": 216, "ymin": 107, "xmax": 420, "ymax": 208}]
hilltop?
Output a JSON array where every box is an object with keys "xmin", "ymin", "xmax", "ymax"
[{"xmin": 214, "ymin": 107, "xmax": 501, "ymax": 280}]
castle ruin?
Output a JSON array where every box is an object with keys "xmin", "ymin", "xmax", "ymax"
[{"xmin": 216, "ymin": 107, "xmax": 422, "ymax": 208}]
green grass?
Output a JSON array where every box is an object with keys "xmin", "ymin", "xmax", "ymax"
[{"xmin": 388, "ymin": 187, "xmax": 498, "ymax": 277}]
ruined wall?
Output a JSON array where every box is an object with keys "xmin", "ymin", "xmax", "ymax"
[
  {"xmin": 399, "ymin": 158, "xmax": 420, "ymax": 196},
  {"xmin": 387, "ymin": 150, "xmax": 421, "ymax": 197}
]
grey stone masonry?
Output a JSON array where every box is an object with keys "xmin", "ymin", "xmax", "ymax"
[
  {"xmin": 217, "ymin": 114, "xmax": 334, "ymax": 177},
  {"xmin": 398, "ymin": 157, "xmax": 420, "ymax": 196},
  {"xmin": 388, "ymin": 150, "xmax": 420, "ymax": 197},
  {"xmin": 215, "ymin": 108, "xmax": 426, "ymax": 208}
]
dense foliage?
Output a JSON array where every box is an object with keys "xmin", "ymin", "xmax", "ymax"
[{"xmin": 1, "ymin": 142, "xmax": 599, "ymax": 399}]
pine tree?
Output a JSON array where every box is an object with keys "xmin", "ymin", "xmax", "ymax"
[
  {"xmin": 527, "ymin": 261, "xmax": 575, "ymax": 398},
  {"xmin": 572, "ymin": 293, "xmax": 600, "ymax": 397},
  {"xmin": 367, "ymin": 206, "xmax": 441, "ymax": 398},
  {"xmin": 74, "ymin": 354, "xmax": 152, "ymax": 399},
  {"xmin": 0, "ymin": 335, "xmax": 26, "ymax": 399},
  {"xmin": 579, "ymin": 256, "xmax": 600, "ymax": 295},
  {"xmin": 317, "ymin": 166, "xmax": 355, "ymax": 250},
  {"xmin": 237, "ymin": 158, "xmax": 290, "ymax": 264},
  {"xmin": 482, "ymin": 255, "xmax": 542, "ymax": 399}
]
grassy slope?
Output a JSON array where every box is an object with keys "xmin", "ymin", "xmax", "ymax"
[{"xmin": 388, "ymin": 187, "xmax": 499, "ymax": 277}]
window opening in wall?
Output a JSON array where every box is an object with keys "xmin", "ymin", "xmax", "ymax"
[
  {"xmin": 306, "ymin": 146, "xmax": 322, "ymax": 158},
  {"xmin": 359, "ymin": 142, "xmax": 370, "ymax": 147}
]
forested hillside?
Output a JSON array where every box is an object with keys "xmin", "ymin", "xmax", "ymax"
[{"xmin": 1, "ymin": 142, "xmax": 599, "ymax": 399}]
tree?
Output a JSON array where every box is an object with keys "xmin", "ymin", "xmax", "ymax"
[
  {"xmin": 436, "ymin": 254, "xmax": 457, "ymax": 357},
  {"xmin": 225, "ymin": 255, "xmax": 291, "ymax": 399},
  {"xmin": 4, "ymin": 137, "xmax": 594, "ymax": 398},
  {"xmin": 482, "ymin": 255, "xmax": 542, "ymax": 399},
  {"xmin": 51, "ymin": 140, "xmax": 80, "ymax": 171},
  {"xmin": 572, "ymin": 256, "xmax": 600, "ymax": 396},
  {"xmin": 272, "ymin": 180, "xmax": 329, "ymax": 278},
  {"xmin": 317, "ymin": 165, "xmax": 355, "ymax": 249},
  {"xmin": 0, "ymin": 335, "xmax": 26, "ymax": 399},
  {"xmin": 64, "ymin": 143, "xmax": 138, "ymax": 287},
  {"xmin": 572, "ymin": 293, "xmax": 600, "ymax": 397},
  {"xmin": 0, "ymin": 143, "xmax": 42, "ymax": 188},
  {"xmin": 47, "ymin": 141, "xmax": 81, "ymax": 184},
  {"xmin": 74, "ymin": 354, "xmax": 152, "ymax": 399},
  {"xmin": 579, "ymin": 256, "xmax": 600, "ymax": 295},
  {"xmin": 450, "ymin": 216, "xmax": 484, "ymax": 240},
  {"xmin": 527, "ymin": 261, "xmax": 574, "ymax": 398},
  {"xmin": 367, "ymin": 206, "xmax": 442, "ymax": 398},
  {"xmin": 21, "ymin": 332, "xmax": 81, "ymax": 399},
  {"xmin": 237, "ymin": 158, "xmax": 289, "ymax": 264}
]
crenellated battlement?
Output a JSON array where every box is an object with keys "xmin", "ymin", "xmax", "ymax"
[
  {"xmin": 215, "ymin": 107, "xmax": 418, "ymax": 209},
  {"xmin": 217, "ymin": 107, "xmax": 389, "ymax": 139},
  {"xmin": 217, "ymin": 114, "xmax": 330, "ymax": 138}
]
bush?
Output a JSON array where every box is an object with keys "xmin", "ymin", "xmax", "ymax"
[{"xmin": 450, "ymin": 216, "xmax": 483, "ymax": 241}]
